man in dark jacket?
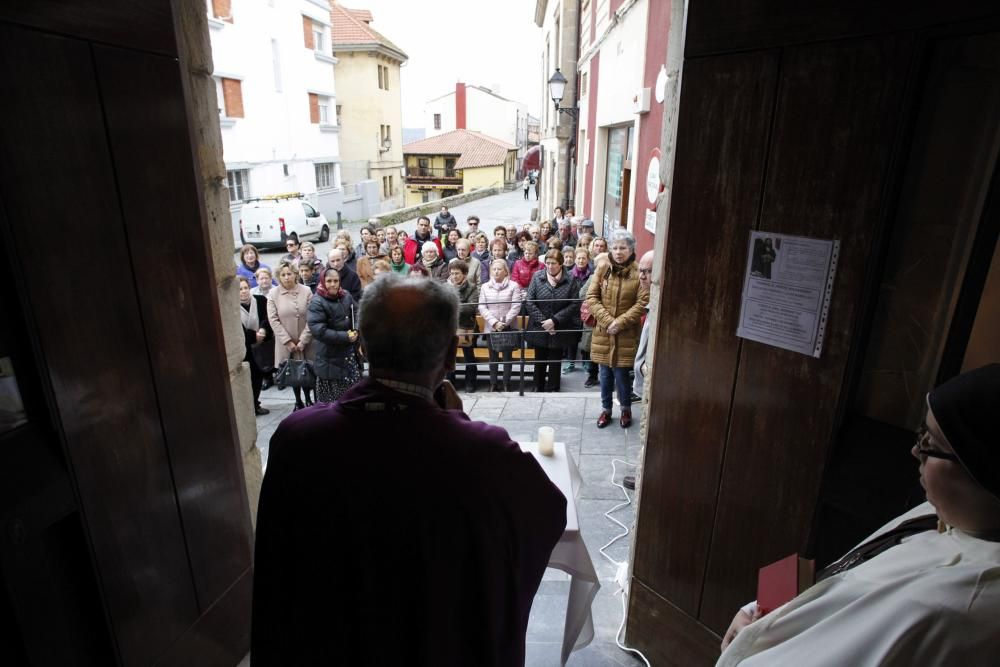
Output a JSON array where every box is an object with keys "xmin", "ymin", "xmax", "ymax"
[
  {"xmin": 326, "ymin": 247, "xmax": 362, "ymax": 303},
  {"xmin": 433, "ymin": 205, "xmax": 458, "ymax": 237},
  {"xmin": 251, "ymin": 274, "xmax": 566, "ymax": 667}
]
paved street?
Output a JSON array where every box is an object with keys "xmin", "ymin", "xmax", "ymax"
[
  {"xmin": 256, "ymin": 187, "xmax": 545, "ymax": 267},
  {"xmin": 253, "ymin": 385, "xmax": 646, "ymax": 666}
]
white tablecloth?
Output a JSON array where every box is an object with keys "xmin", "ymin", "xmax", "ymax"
[{"xmin": 521, "ymin": 442, "xmax": 600, "ymax": 665}]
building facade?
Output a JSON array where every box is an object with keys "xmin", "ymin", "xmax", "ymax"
[
  {"xmin": 424, "ymin": 83, "xmax": 536, "ymax": 173},
  {"xmin": 208, "ymin": 0, "xmax": 343, "ymax": 247},
  {"xmin": 330, "ymin": 2, "xmax": 408, "ymax": 216},
  {"xmin": 402, "ymin": 129, "xmax": 517, "ymax": 207},
  {"xmin": 534, "ymin": 0, "xmax": 580, "ymax": 222}
]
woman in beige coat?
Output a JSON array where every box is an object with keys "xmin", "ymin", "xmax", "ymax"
[
  {"xmin": 268, "ymin": 260, "xmax": 315, "ymax": 410},
  {"xmin": 586, "ymin": 229, "xmax": 648, "ymax": 429}
]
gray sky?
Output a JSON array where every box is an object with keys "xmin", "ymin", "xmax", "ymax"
[{"xmin": 345, "ymin": 0, "xmax": 542, "ymax": 127}]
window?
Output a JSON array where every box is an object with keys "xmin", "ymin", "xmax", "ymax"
[
  {"xmin": 581, "ymin": 72, "xmax": 588, "ymax": 97},
  {"xmin": 216, "ymin": 77, "xmax": 244, "ymax": 118},
  {"xmin": 382, "ymin": 176, "xmax": 389, "ymax": 197},
  {"xmin": 381, "ymin": 65, "xmax": 389, "ymax": 90},
  {"xmin": 227, "ymin": 169, "xmax": 250, "ymax": 203},
  {"xmin": 309, "ymin": 93, "xmax": 332, "ymax": 124},
  {"xmin": 433, "ymin": 113, "xmax": 441, "ymax": 130},
  {"xmin": 212, "ymin": 0, "xmax": 233, "ymax": 22},
  {"xmin": 301, "ymin": 202, "xmax": 318, "ymax": 218},
  {"xmin": 313, "ymin": 26, "xmax": 324, "ymax": 52},
  {"xmin": 418, "ymin": 158, "xmax": 429, "ymax": 176},
  {"xmin": 377, "ymin": 65, "xmax": 384, "ymax": 90},
  {"xmin": 271, "ymin": 39, "xmax": 282, "ymax": 92},
  {"xmin": 388, "ymin": 175, "xmax": 393, "ymax": 196},
  {"xmin": 315, "ymin": 162, "xmax": 336, "ymax": 190},
  {"xmin": 336, "ymin": 104, "xmax": 342, "ymax": 126},
  {"xmin": 445, "ymin": 158, "xmax": 457, "ymax": 178}
]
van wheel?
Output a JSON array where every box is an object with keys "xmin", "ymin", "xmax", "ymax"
[{"xmin": 319, "ymin": 225, "xmax": 330, "ymax": 242}]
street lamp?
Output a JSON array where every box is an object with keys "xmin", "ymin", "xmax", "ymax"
[
  {"xmin": 547, "ymin": 68, "xmax": 578, "ymax": 118},
  {"xmin": 547, "ymin": 68, "xmax": 578, "ymax": 211},
  {"xmin": 379, "ymin": 136, "xmax": 392, "ymax": 153}
]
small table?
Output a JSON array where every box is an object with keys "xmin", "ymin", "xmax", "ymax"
[{"xmin": 520, "ymin": 442, "xmax": 600, "ymax": 665}]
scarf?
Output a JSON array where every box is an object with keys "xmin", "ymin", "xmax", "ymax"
[
  {"xmin": 571, "ymin": 264, "xmax": 593, "ymax": 282},
  {"xmin": 315, "ymin": 268, "xmax": 345, "ymax": 300},
  {"xmin": 546, "ymin": 270, "xmax": 563, "ymax": 288},
  {"xmin": 423, "ymin": 255, "xmax": 440, "ymax": 270},
  {"xmin": 240, "ymin": 297, "xmax": 259, "ymax": 332},
  {"xmin": 391, "ymin": 259, "xmax": 408, "ymax": 273},
  {"xmin": 610, "ymin": 253, "xmax": 637, "ymax": 276}
]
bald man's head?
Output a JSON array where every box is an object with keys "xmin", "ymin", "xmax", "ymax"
[{"xmin": 639, "ymin": 250, "xmax": 654, "ymax": 290}]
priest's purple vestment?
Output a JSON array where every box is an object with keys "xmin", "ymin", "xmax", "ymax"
[{"xmin": 251, "ymin": 378, "xmax": 567, "ymax": 666}]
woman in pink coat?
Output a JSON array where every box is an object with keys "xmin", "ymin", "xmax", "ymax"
[
  {"xmin": 267, "ymin": 261, "xmax": 315, "ymax": 410},
  {"xmin": 478, "ymin": 259, "xmax": 524, "ymax": 392}
]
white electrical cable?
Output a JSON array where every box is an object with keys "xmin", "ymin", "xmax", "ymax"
[{"xmin": 600, "ymin": 458, "xmax": 651, "ymax": 667}]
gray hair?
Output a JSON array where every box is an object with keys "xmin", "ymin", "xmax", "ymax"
[
  {"xmin": 608, "ymin": 228, "xmax": 636, "ymax": 251},
  {"xmin": 359, "ymin": 273, "xmax": 458, "ymax": 374},
  {"xmin": 421, "ymin": 241, "xmax": 439, "ymax": 255}
]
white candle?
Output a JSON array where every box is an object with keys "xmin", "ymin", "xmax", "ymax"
[{"xmin": 537, "ymin": 426, "xmax": 555, "ymax": 456}]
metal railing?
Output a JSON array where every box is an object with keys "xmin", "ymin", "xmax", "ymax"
[
  {"xmin": 405, "ymin": 166, "xmax": 461, "ymax": 180},
  {"xmin": 454, "ymin": 295, "xmax": 596, "ymax": 396}
]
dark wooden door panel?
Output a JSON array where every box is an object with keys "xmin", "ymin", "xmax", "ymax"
[
  {"xmin": 631, "ymin": 51, "xmax": 779, "ymax": 614},
  {"xmin": 0, "ymin": 24, "xmax": 197, "ymax": 665},
  {"xmin": 699, "ymin": 35, "xmax": 915, "ymax": 632},
  {"xmin": 0, "ymin": 0, "xmax": 176, "ymax": 57},
  {"xmin": 92, "ymin": 44, "xmax": 253, "ymax": 613},
  {"xmin": 685, "ymin": 0, "xmax": 999, "ymax": 58}
]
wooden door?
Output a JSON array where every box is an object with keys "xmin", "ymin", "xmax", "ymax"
[{"xmin": 0, "ymin": 7, "xmax": 252, "ymax": 665}]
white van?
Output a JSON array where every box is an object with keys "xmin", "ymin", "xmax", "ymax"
[{"xmin": 239, "ymin": 193, "xmax": 330, "ymax": 249}]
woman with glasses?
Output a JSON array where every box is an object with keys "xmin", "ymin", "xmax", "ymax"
[
  {"xmin": 719, "ymin": 364, "xmax": 1000, "ymax": 665},
  {"xmin": 282, "ymin": 235, "xmax": 301, "ymax": 263}
]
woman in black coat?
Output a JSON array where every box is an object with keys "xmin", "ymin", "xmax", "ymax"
[
  {"xmin": 525, "ymin": 249, "xmax": 581, "ymax": 392},
  {"xmin": 239, "ymin": 276, "xmax": 273, "ymax": 416},
  {"xmin": 307, "ymin": 268, "xmax": 361, "ymax": 404}
]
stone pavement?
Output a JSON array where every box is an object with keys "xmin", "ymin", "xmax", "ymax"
[{"xmin": 252, "ymin": 378, "xmax": 647, "ymax": 666}]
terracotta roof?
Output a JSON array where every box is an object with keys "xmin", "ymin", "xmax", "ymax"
[
  {"xmin": 330, "ymin": 3, "xmax": 407, "ymax": 61},
  {"xmin": 403, "ymin": 129, "xmax": 516, "ymax": 169},
  {"xmin": 348, "ymin": 8, "xmax": 372, "ymax": 23}
]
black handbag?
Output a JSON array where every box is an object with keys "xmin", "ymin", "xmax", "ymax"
[
  {"xmin": 274, "ymin": 355, "xmax": 316, "ymax": 389},
  {"xmin": 489, "ymin": 329, "xmax": 520, "ymax": 352}
]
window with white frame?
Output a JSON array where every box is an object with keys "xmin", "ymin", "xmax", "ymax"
[
  {"xmin": 227, "ymin": 169, "xmax": 250, "ymax": 203},
  {"xmin": 318, "ymin": 96, "xmax": 330, "ymax": 124},
  {"xmin": 315, "ymin": 162, "xmax": 336, "ymax": 190},
  {"xmin": 313, "ymin": 25, "xmax": 325, "ymax": 52}
]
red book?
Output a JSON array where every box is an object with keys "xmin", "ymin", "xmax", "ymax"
[{"xmin": 757, "ymin": 554, "xmax": 815, "ymax": 615}]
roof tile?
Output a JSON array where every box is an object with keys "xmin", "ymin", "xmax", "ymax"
[{"xmin": 403, "ymin": 129, "xmax": 517, "ymax": 169}]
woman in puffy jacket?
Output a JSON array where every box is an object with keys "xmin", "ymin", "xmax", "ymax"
[
  {"xmin": 525, "ymin": 249, "xmax": 581, "ymax": 393},
  {"xmin": 307, "ymin": 268, "xmax": 360, "ymax": 404},
  {"xmin": 586, "ymin": 229, "xmax": 648, "ymax": 429},
  {"xmin": 511, "ymin": 240, "xmax": 543, "ymax": 289},
  {"xmin": 478, "ymin": 258, "xmax": 524, "ymax": 392}
]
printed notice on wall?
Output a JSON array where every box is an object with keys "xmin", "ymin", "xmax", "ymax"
[{"xmin": 736, "ymin": 232, "xmax": 840, "ymax": 358}]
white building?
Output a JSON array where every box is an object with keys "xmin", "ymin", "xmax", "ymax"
[
  {"xmin": 207, "ymin": 0, "xmax": 343, "ymax": 247},
  {"xmin": 423, "ymin": 83, "xmax": 534, "ymax": 167}
]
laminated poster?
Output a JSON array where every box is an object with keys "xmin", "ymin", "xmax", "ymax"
[{"xmin": 736, "ymin": 232, "xmax": 840, "ymax": 358}]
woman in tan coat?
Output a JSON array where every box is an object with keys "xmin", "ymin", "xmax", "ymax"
[
  {"xmin": 586, "ymin": 229, "xmax": 648, "ymax": 429},
  {"xmin": 268, "ymin": 260, "xmax": 315, "ymax": 410}
]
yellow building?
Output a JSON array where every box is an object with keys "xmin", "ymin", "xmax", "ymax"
[
  {"xmin": 330, "ymin": 3, "xmax": 406, "ymax": 210},
  {"xmin": 402, "ymin": 129, "xmax": 518, "ymax": 207}
]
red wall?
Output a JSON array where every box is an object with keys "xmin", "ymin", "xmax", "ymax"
[
  {"xmin": 455, "ymin": 82, "xmax": 467, "ymax": 130},
  {"xmin": 631, "ymin": 1, "xmax": 672, "ymax": 257}
]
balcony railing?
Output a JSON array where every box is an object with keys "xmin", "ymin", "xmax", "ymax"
[{"xmin": 405, "ymin": 166, "xmax": 462, "ymax": 181}]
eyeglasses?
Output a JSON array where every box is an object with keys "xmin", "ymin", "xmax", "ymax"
[{"xmin": 914, "ymin": 428, "xmax": 959, "ymax": 462}]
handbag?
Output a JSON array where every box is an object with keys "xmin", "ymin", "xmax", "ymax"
[
  {"xmin": 489, "ymin": 327, "xmax": 520, "ymax": 352},
  {"xmin": 274, "ymin": 353, "xmax": 316, "ymax": 389},
  {"xmin": 581, "ymin": 300, "xmax": 596, "ymax": 328}
]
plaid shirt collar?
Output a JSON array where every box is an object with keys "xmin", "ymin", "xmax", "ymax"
[{"xmin": 371, "ymin": 377, "xmax": 435, "ymax": 404}]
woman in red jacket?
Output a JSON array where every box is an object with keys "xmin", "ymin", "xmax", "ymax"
[{"xmin": 510, "ymin": 240, "xmax": 543, "ymax": 289}]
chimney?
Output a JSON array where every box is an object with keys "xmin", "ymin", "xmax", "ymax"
[{"xmin": 455, "ymin": 82, "xmax": 467, "ymax": 130}]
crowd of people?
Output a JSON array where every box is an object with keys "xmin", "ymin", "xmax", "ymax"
[{"xmin": 237, "ymin": 206, "xmax": 651, "ymax": 427}]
